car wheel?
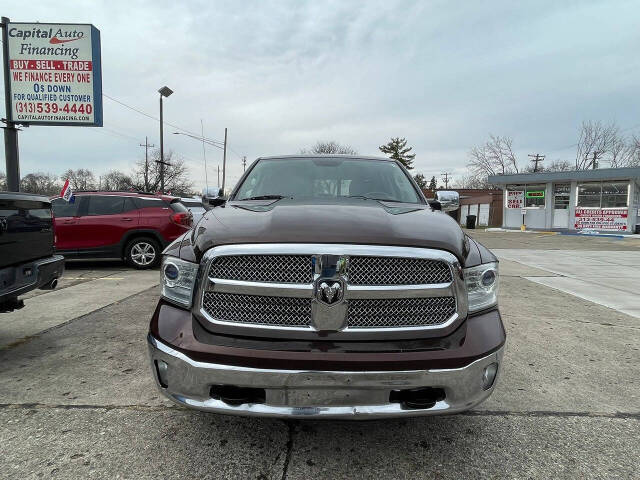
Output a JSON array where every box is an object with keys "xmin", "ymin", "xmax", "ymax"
[{"xmin": 125, "ymin": 237, "xmax": 160, "ymax": 269}]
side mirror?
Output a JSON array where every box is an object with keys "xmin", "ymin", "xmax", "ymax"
[
  {"xmin": 209, "ymin": 197, "xmax": 226, "ymax": 207},
  {"xmin": 435, "ymin": 191, "xmax": 460, "ymax": 212},
  {"xmin": 428, "ymin": 200, "xmax": 442, "ymax": 211}
]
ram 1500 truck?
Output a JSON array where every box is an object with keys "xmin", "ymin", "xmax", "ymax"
[
  {"xmin": 0, "ymin": 192, "xmax": 64, "ymax": 312},
  {"xmin": 148, "ymin": 155, "xmax": 505, "ymax": 418}
]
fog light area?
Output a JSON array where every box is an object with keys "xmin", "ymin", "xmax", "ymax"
[
  {"xmin": 482, "ymin": 362, "xmax": 498, "ymax": 390},
  {"xmin": 155, "ymin": 360, "xmax": 169, "ymax": 388}
]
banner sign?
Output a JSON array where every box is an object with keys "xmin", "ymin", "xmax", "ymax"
[
  {"xmin": 574, "ymin": 208, "xmax": 628, "ymax": 231},
  {"xmin": 507, "ymin": 190, "xmax": 524, "ymax": 209},
  {"xmin": 525, "ymin": 190, "xmax": 545, "ymax": 198},
  {"xmin": 6, "ymin": 22, "xmax": 102, "ymax": 126}
]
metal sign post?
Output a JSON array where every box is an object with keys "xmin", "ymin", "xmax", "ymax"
[{"xmin": 1, "ymin": 17, "xmax": 20, "ymax": 191}]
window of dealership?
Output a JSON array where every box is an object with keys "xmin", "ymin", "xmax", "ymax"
[{"xmin": 488, "ymin": 167, "xmax": 640, "ymax": 233}]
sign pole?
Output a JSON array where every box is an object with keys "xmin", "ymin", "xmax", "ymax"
[{"xmin": 1, "ymin": 16, "xmax": 20, "ymax": 192}]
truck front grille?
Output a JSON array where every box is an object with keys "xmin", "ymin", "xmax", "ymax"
[
  {"xmin": 347, "ymin": 297, "xmax": 456, "ymax": 328},
  {"xmin": 200, "ymin": 245, "xmax": 463, "ymax": 335},
  {"xmin": 203, "ymin": 291, "xmax": 312, "ymax": 327},
  {"xmin": 348, "ymin": 256, "xmax": 452, "ymax": 285},
  {"xmin": 209, "ymin": 255, "xmax": 313, "ymax": 284}
]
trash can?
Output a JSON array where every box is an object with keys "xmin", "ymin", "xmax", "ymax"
[{"xmin": 466, "ymin": 215, "xmax": 477, "ymax": 229}]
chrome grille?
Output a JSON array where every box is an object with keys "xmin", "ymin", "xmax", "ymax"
[
  {"xmin": 209, "ymin": 255, "xmax": 313, "ymax": 283},
  {"xmin": 203, "ymin": 291, "xmax": 311, "ymax": 327},
  {"xmin": 348, "ymin": 256, "xmax": 452, "ymax": 285},
  {"xmin": 347, "ymin": 297, "xmax": 456, "ymax": 328}
]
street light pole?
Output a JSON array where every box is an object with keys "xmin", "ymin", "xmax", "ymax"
[
  {"xmin": 159, "ymin": 95, "xmax": 164, "ymax": 193},
  {"xmin": 157, "ymin": 86, "xmax": 173, "ymax": 193}
]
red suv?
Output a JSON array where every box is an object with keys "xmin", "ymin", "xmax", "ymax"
[{"xmin": 51, "ymin": 192, "xmax": 192, "ymax": 269}]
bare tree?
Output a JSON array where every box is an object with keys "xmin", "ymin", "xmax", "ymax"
[
  {"xmin": 132, "ymin": 149, "xmax": 193, "ymax": 195},
  {"xmin": 466, "ymin": 134, "xmax": 519, "ymax": 185},
  {"xmin": 101, "ymin": 170, "xmax": 134, "ymax": 191},
  {"xmin": 301, "ymin": 141, "xmax": 357, "ymax": 155},
  {"xmin": 20, "ymin": 172, "xmax": 60, "ymax": 195},
  {"xmin": 61, "ymin": 169, "xmax": 96, "ymax": 191},
  {"xmin": 575, "ymin": 120, "xmax": 618, "ymax": 169},
  {"xmin": 453, "ymin": 174, "xmax": 491, "ymax": 189}
]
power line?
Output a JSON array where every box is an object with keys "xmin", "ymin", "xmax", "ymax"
[{"xmin": 102, "ymin": 93, "xmax": 225, "ymax": 146}]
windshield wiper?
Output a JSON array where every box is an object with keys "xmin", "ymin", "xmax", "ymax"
[
  {"xmin": 236, "ymin": 195, "xmax": 287, "ymax": 201},
  {"xmin": 342, "ymin": 195, "xmax": 409, "ymax": 204}
]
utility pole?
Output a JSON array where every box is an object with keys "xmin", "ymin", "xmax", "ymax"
[
  {"xmin": 528, "ymin": 153, "xmax": 545, "ymax": 172},
  {"xmin": 2, "ymin": 17, "xmax": 20, "ymax": 192},
  {"xmin": 221, "ymin": 127, "xmax": 227, "ymax": 194},
  {"xmin": 441, "ymin": 172, "xmax": 452, "ymax": 189},
  {"xmin": 217, "ymin": 165, "xmax": 220, "ymax": 190},
  {"xmin": 139, "ymin": 137, "xmax": 155, "ymax": 191},
  {"xmin": 242, "ymin": 156, "xmax": 247, "ymax": 172}
]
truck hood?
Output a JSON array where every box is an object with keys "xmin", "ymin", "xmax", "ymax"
[{"xmin": 191, "ymin": 198, "xmax": 468, "ymax": 263}]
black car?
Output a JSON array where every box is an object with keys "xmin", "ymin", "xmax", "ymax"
[{"xmin": 0, "ymin": 192, "xmax": 64, "ymax": 312}]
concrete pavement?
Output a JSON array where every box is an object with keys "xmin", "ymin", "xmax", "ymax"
[{"xmin": 0, "ymin": 236, "xmax": 639, "ymax": 479}]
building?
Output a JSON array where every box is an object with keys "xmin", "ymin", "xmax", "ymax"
[
  {"xmin": 488, "ymin": 167, "xmax": 640, "ymax": 233},
  {"xmin": 422, "ymin": 188, "xmax": 504, "ymax": 227}
]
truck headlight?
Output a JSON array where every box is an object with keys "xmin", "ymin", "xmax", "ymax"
[
  {"xmin": 464, "ymin": 262, "xmax": 499, "ymax": 313},
  {"xmin": 160, "ymin": 256, "xmax": 198, "ymax": 308}
]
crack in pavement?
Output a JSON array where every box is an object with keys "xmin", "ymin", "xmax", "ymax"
[
  {"xmin": 0, "ymin": 403, "xmax": 638, "ymax": 420},
  {"xmin": 279, "ymin": 420, "xmax": 297, "ymax": 480}
]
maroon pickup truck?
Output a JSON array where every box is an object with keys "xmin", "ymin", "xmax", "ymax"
[{"xmin": 148, "ymin": 155, "xmax": 505, "ymax": 418}]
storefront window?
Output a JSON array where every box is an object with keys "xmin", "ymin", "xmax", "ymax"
[
  {"xmin": 577, "ymin": 181, "xmax": 628, "ymax": 208},
  {"xmin": 577, "ymin": 182, "xmax": 601, "ymax": 207},
  {"xmin": 553, "ymin": 183, "xmax": 570, "ymax": 209},
  {"xmin": 525, "ymin": 184, "xmax": 546, "ymax": 208},
  {"xmin": 505, "ymin": 185, "xmax": 525, "ymax": 209},
  {"xmin": 601, "ymin": 182, "xmax": 628, "ymax": 208}
]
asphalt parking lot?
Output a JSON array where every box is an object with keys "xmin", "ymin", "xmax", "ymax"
[{"xmin": 1, "ymin": 232, "xmax": 639, "ymax": 479}]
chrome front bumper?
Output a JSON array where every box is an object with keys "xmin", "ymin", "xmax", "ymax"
[{"xmin": 148, "ymin": 335, "xmax": 504, "ymax": 419}]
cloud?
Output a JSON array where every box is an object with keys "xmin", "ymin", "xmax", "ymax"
[{"xmin": 2, "ymin": 0, "xmax": 640, "ymax": 190}]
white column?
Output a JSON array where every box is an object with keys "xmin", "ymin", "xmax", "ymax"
[{"xmin": 569, "ymin": 181, "xmax": 578, "ymax": 231}]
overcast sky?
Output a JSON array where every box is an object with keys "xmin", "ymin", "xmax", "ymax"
[{"xmin": 2, "ymin": 0, "xmax": 640, "ymax": 191}]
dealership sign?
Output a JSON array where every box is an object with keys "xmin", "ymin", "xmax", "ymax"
[
  {"xmin": 507, "ymin": 190, "xmax": 524, "ymax": 209},
  {"xmin": 6, "ymin": 22, "xmax": 102, "ymax": 126},
  {"xmin": 574, "ymin": 208, "xmax": 628, "ymax": 231}
]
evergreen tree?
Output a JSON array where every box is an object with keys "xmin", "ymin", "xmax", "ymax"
[
  {"xmin": 428, "ymin": 175, "xmax": 437, "ymax": 190},
  {"xmin": 413, "ymin": 173, "xmax": 427, "ymax": 189},
  {"xmin": 379, "ymin": 137, "xmax": 416, "ymax": 169}
]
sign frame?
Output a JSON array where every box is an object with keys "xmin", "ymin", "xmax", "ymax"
[
  {"xmin": 5, "ymin": 21, "xmax": 102, "ymax": 127},
  {"xmin": 525, "ymin": 190, "xmax": 545, "ymax": 198}
]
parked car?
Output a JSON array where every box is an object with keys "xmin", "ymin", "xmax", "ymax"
[
  {"xmin": 179, "ymin": 197, "xmax": 209, "ymax": 224},
  {"xmin": 148, "ymin": 155, "xmax": 505, "ymax": 418},
  {"xmin": 0, "ymin": 192, "xmax": 64, "ymax": 312},
  {"xmin": 52, "ymin": 191, "xmax": 192, "ymax": 269}
]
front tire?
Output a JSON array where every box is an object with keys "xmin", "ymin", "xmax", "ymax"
[{"xmin": 125, "ymin": 237, "xmax": 160, "ymax": 269}]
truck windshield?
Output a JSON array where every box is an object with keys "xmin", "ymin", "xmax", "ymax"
[{"xmin": 234, "ymin": 158, "xmax": 421, "ymax": 203}]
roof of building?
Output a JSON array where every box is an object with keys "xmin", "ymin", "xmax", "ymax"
[{"xmin": 488, "ymin": 167, "xmax": 640, "ymax": 184}]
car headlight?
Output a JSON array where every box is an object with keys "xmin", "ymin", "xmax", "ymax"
[
  {"xmin": 160, "ymin": 256, "xmax": 198, "ymax": 307},
  {"xmin": 464, "ymin": 262, "xmax": 499, "ymax": 313}
]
